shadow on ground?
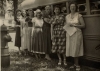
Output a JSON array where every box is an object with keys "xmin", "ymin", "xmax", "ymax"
[{"xmin": 1, "ymin": 50, "xmax": 99, "ymax": 71}]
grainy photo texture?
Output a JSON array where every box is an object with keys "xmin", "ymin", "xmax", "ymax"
[{"xmin": 0, "ymin": 0, "xmax": 100, "ymax": 71}]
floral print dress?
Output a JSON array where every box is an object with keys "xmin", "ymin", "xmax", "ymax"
[{"xmin": 51, "ymin": 14, "xmax": 66, "ymax": 54}]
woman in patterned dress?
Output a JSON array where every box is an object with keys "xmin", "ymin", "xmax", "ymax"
[
  {"xmin": 63, "ymin": 2, "xmax": 85, "ymax": 70},
  {"xmin": 31, "ymin": 9, "xmax": 45, "ymax": 58},
  {"xmin": 51, "ymin": 6, "xmax": 67, "ymax": 65}
]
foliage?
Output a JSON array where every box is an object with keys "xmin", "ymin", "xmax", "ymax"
[{"xmin": 1, "ymin": 50, "xmax": 97, "ymax": 71}]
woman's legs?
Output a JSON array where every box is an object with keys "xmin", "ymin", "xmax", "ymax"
[
  {"xmin": 18, "ymin": 47, "xmax": 21, "ymax": 55},
  {"xmin": 45, "ymin": 54, "xmax": 51, "ymax": 60},
  {"xmin": 74, "ymin": 57, "xmax": 79, "ymax": 66},
  {"xmin": 74, "ymin": 57, "xmax": 80, "ymax": 70},
  {"xmin": 24, "ymin": 49, "xmax": 28, "ymax": 56},
  {"xmin": 63, "ymin": 53, "xmax": 67, "ymax": 66},
  {"xmin": 70, "ymin": 57, "xmax": 80, "ymax": 70},
  {"xmin": 34, "ymin": 53, "xmax": 38, "ymax": 59},
  {"xmin": 38, "ymin": 54, "xmax": 41, "ymax": 59},
  {"xmin": 57, "ymin": 53, "xmax": 62, "ymax": 65}
]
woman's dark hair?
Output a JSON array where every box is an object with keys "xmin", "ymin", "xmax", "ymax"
[
  {"xmin": 53, "ymin": 5, "xmax": 61, "ymax": 14},
  {"xmin": 25, "ymin": 10, "xmax": 29, "ymax": 16},
  {"xmin": 16, "ymin": 10, "xmax": 21, "ymax": 14},
  {"xmin": 15, "ymin": 9, "xmax": 23, "ymax": 17},
  {"xmin": 7, "ymin": 0, "xmax": 13, "ymax": 1},
  {"xmin": 69, "ymin": 1, "xmax": 78, "ymax": 12},
  {"xmin": 27, "ymin": 9, "xmax": 34, "ymax": 17}
]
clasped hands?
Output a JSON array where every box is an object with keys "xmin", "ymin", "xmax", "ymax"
[{"xmin": 68, "ymin": 23, "xmax": 77, "ymax": 27}]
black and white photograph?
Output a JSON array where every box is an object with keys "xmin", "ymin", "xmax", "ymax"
[{"xmin": 0, "ymin": 0, "xmax": 100, "ymax": 71}]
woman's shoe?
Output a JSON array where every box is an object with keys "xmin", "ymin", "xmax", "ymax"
[
  {"xmin": 63, "ymin": 59, "xmax": 67, "ymax": 66},
  {"xmin": 45, "ymin": 55, "xmax": 51, "ymax": 61},
  {"xmin": 38, "ymin": 54, "xmax": 41, "ymax": 59},
  {"xmin": 18, "ymin": 51, "xmax": 21, "ymax": 55},
  {"xmin": 70, "ymin": 64, "xmax": 81, "ymax": 71},
  {"xmin": 45, "ymin": 57, "xmax": 51, "ymax": 61},
  {"xmin": 70, "ymin": 65, "xmax": 75, "ymax": 69},
  {"xmin": 75, "ymin": 65, "xmax": 81, "ymax": 71},
  {"xmin": 58, "ymin": 59, "xmax": 62, "ymax": 65},
  {"xmin": 35, "ymin": 54, "xmax": 38, "ymax": 59}
]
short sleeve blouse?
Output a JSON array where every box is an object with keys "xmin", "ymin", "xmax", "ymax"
[
  {"xmin": 32, "ymin": 17, "xmax": 43, "ymax": 27},
  {"xmin": 66, "ymin": 12, "xmax": 82, "ymax": 25}
]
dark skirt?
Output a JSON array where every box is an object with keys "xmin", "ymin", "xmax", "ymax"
[
  {"xmin": 32, "ymin": 28, "xmax": 45, "ymax": 54},
  {"xmin": 15, "ymin": 27, "xmax": 21, "ymax": 47},
  {"xmin": 42, "ymin": 22, "xmax": 52, "ymax": 54}
]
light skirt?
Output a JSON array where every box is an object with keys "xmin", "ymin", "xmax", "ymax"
[
  {"xmin": 27, "ymin": 27, "xmax": 32, "ymax": 52},
  {"xmin": 66, "ymin": 28, "xmax": 83, "ymax": 57},
  {"xmin": 21, "ymin": 27, "xmax": 28, "ymax": 51}
]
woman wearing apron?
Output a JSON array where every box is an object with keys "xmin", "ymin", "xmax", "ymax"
[{"xmin": 31, "ymin": 9, "xmax": 45, "ymax": 58}]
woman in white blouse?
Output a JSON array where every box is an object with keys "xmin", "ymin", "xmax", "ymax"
[
  {"xmin": 31, "ymin": 9, "xmax": 45, "ymax": 58},
  {"xmin": 63, "ymin": 2, "xmax": 85, "ymax": 70}
]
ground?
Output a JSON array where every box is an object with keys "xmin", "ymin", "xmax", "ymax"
[{"xmin": 1, "ymin": 32, "xmax": 100, "ymax": 71}]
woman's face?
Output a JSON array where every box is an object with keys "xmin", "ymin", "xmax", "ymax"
[
  {"xmin": 45, "ymin": 7, "xmax": 51, "ymax": 14},
  {"xmin": 36, "ymin": 12, "xmax": 42, "ymax": 18},
  {"xmin": 22, "ymin": 10, "xmax": 26, "ymax": 17},
  {"xmin": 8, "ymin": 10, "xmax": 12, "ymax": 15},
  {"xmin": 8, "ymin": 0, "xmax": 13, "ymax": 4},
  {"xmin": 70, "ymin": 4, "xmax": 76, "ymax": 13},
  {"xmin": 28, "ymin": 9, "xmax": 33, "ymax": 15},
  {"xmin": 17, "ymin": 11, "xmax": 21, "ymax": 16},
  {"xmin": 54, "ymin": 7, "xmax": 60, "ymax": 15}
]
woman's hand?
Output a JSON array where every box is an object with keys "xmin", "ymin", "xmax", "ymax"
[
  {"xmin": 44, "ymin": 18, "xmax": 50, "ymax": 23},
  {"xmin": 69, "ymin": 23, "xmax": 78, "ymax": 27},
  {"xmin": 69, "ymin": 24, "xmax": 74, "ymax": 27},
  {"xmin": 73, "ymin": 24, "xmax": 77, "ymax": 27},
  {"xmin": 51, "ymin": 35, "xmax": 54, "ymax": 40},
  {"xmin": 15, "ymin": 25, "xmax": 20, "ymax": 27},
  {"xmin": 16, "ymin": 18, "xmax": 20, "ymax": 22}
]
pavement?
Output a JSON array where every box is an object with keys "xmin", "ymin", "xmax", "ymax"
[{"xmin": 8, "ymin": 32, "xmax": 19, "ymax": 52}]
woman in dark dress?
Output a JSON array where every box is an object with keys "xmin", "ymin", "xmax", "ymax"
[
  {"xmin": 15, "ymin": 10, "xmax": 23, "ymax": 54},
  {"xmin": 42, "ymin": 5, "xmax": 52, "ymax": 60}
]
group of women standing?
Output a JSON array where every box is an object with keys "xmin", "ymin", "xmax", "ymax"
[{"xmin": 14, "ymin": 2, "xmax": 85, "ymax": 71}]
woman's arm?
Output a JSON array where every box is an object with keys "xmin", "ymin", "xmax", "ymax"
[
  {"xmin": 74, "ymin": 16, "xmax": 85, "ymax": 28},
  {"xmin": 44, "ymin": 18, "xmax": 49, "ymax": 22},
  {"xmin": 20, "ymin": 20, "xmax": 24, "ymax": 37},
  {"xmin": 31, "ymin": 18, "xmax": 35, "ymax": 36},
  {"xmin": 14, "ymin": 18, "xmax": 21, "ymax": 27},
  {"xmin": 31, "ymin": 22, "xmax": 35, "ymax": 36}
]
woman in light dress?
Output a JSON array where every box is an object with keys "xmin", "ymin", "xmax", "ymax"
[
  {"xmin": 20, "ymin": 10, "xmax": 29, "ymax": 55},
  {"xmin": 31, "ymin": 9, "xmax": 45, "ymax": 58},
  {"xmin": 63, "ymin": 2, "xmax": 85, "ymax": 70},
  {"xmin": 25, "ymin": 9, "xmax": 33, "ymax": 53}
]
